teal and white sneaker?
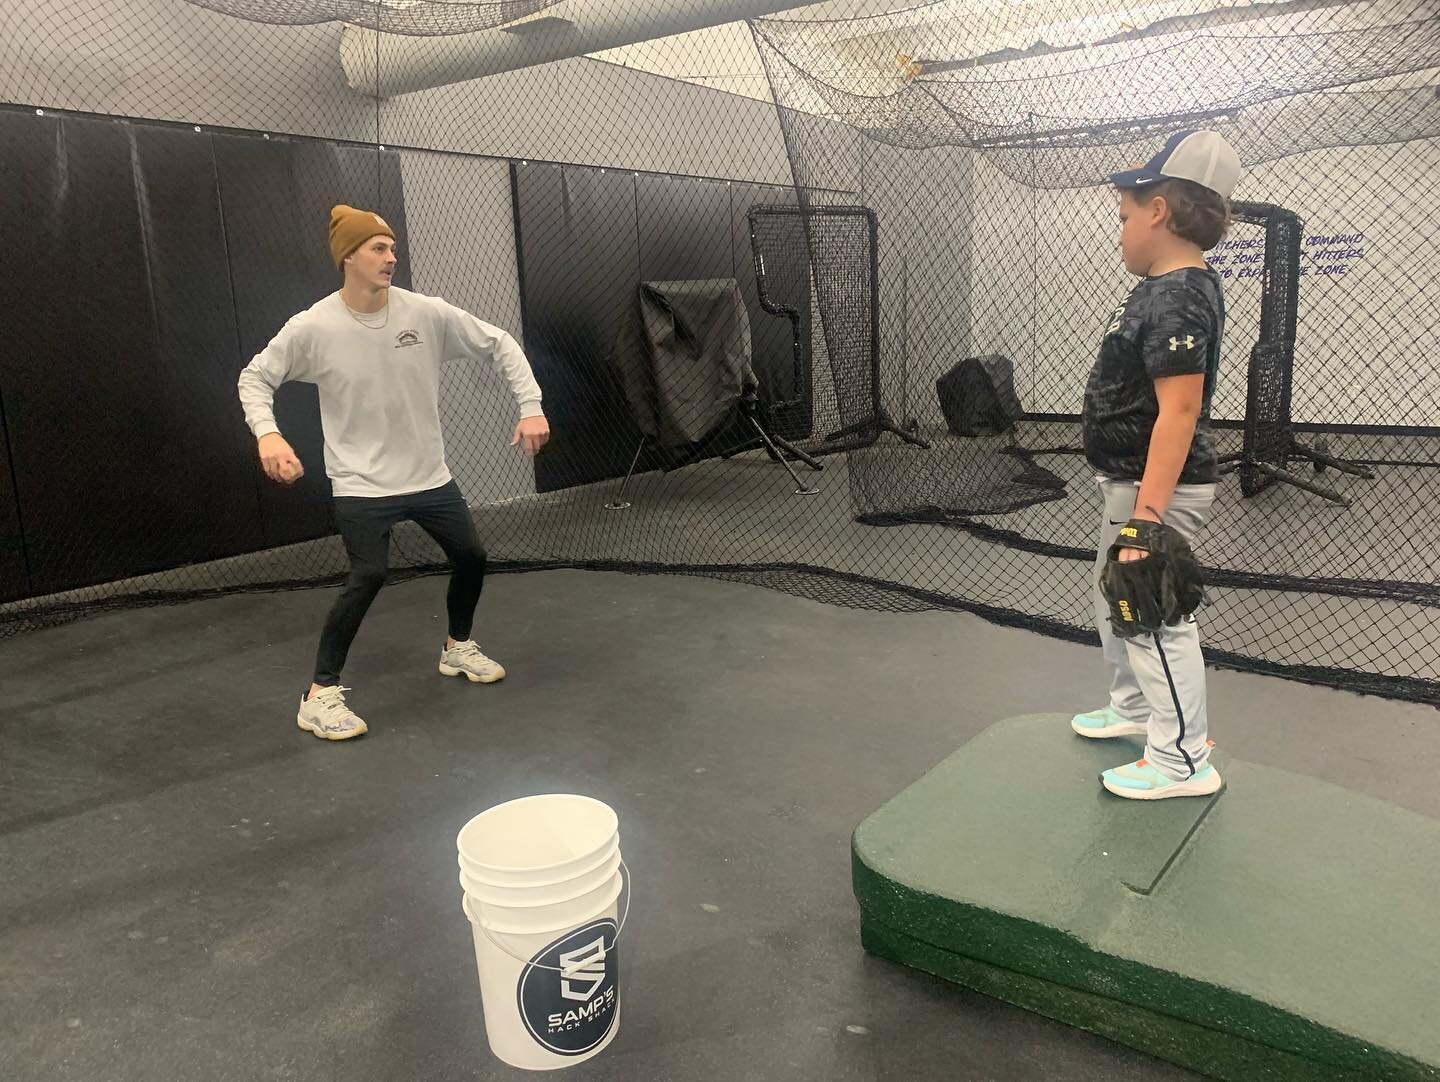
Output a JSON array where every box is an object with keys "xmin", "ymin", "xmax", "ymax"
[
  {"xmin": 439, "ymin": 640, "xmax": 506, "ymax": 684},
  {"xmin": 1071, "ymin": 706, "xmax": 1147, "ymax": 739},
  {"xmin": 1101, "ymin": 758, "xmax": 1223, "ymax": 800}
]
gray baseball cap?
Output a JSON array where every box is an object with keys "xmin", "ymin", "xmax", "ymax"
[{"xmin": 1109, "ymin": 129, "xmax": 1242, "ymax": 199}]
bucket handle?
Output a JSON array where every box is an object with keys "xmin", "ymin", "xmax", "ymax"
[{"xmin": 469, "ymin": 860, "xmax": 630, "ymax": 974}]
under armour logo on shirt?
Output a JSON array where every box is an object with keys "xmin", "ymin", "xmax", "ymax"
[{"xmin": 1170, "ymin": 335, "xmax": 1196, "ymax": 351}]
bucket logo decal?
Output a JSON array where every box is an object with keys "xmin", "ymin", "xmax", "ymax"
[
  {"xmin": 559, "ymin": 937, "xmax": 607, "ymax": 1002},
  {"xmin": 517, "ymin": 918, "xmax": 619, "ymax": 1056}
]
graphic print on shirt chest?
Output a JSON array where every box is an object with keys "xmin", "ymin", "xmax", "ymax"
[
  {"xmin": 1102, "ymin": 283, "xmax": 1140, "ymax": 342},
  {"xmin": 395, "ymin": 329, "xmax": 423, "ymax": 349},
  {"xmin": 1091, "ymin": 287, "xmax": 1145, "ymax": 393}
]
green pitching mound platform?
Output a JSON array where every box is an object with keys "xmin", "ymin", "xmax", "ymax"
[{"xmin": 853, "ymin": 714, "xmax": 1440, "ymax": 1081}]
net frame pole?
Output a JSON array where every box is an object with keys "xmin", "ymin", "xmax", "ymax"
[{"xmin": 1221, "ymin": 201, "xmax": 1376, "ymax": 504}]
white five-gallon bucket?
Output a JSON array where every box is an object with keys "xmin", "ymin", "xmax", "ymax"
[{"xmin": 457, "ymin": 795, "xmax": 628, "ymax": 1071}]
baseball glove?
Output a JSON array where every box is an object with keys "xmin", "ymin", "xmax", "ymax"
[{"xmin": 1099, "ymin": 519, "xmax": 1205, "ymax": 638}]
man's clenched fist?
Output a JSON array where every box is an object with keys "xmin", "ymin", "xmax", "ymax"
[{"xmin": 258, "ymin": 432, "xmax": 304, "ymax": 485}]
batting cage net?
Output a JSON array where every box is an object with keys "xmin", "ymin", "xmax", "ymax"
[{"xmin": 1, "ymin": 0, "xmax": 1437, "ymax": 704}]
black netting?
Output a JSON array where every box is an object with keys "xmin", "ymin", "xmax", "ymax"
[{"xmin": 1, "ymin": 0, "xmax": 1437, "ymax": 706}]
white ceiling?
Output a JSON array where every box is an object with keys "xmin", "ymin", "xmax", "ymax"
[
  {"xmin": 585, "ymin": 0, "xmax": 1247, "ymax": 105},
  {"xmin": 586, "ymin": 0, "xmax": 1435, "ymax": 115}
]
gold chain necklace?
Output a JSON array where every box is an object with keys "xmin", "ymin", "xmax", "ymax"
[{"xmin": 344, "ymin": 294, "xmax": 390, "ymax": 329}]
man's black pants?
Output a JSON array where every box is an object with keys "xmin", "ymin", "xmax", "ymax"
[{"xmin": 313, "ymin": 480, "xmax": 486, "ymax": 686}]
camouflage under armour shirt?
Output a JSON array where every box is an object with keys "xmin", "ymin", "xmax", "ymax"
[{"xmin": 1082, "ymin": 266, "xmax": 1226, "ymax": 484}]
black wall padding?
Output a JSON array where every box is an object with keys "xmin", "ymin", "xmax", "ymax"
[
  {"xmin": 0, "ymin": 404, "xmax": 25, "ymax": 603},
  {"xmin": 729, "ymin": 182, "xmax": 810, "ymax": 441},
  {"xmin": 637, "ymin": 175, "xmax": 732, "ymax": 280},
  {"xmin": 0, "ymin": 111, "xmax": 412, "ymax": 601},
  {"xmin": 0, "ymin": 112, "xmax": 193, "ymax": 595},
  {"xmin": 514, "ymin": 164, "xmax": 808, "ymax": 493},
  {"xmin": 0, "ymin": 113, "xmax": 38, "ymax": 602},
  {"xmin": 513, "ymin": 163, "xmax": 644, "ymax": 493},
  {"xmin": 292, "ymin": 140, "xmax": 411, "ymax": 268},
  {"xmin": 213, "ymin": 133, "xmax": 411, "ymax": 549},
  {"xmin": 131, "ymin": 124, "xmax": 268, "ymax": 567}
]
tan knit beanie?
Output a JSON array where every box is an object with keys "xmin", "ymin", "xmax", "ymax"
[{"xmin": 328, "ymin": 204, "xmax": 395, "ymax": 269}]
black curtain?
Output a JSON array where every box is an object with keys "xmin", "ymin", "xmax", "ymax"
[{"xmin": 0, "ymin": 109, "xmax": 408, "ymax": 601}]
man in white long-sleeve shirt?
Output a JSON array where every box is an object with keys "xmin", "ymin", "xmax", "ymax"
[{"xmin": 237, "ymin": 204, "xmax": 549, "ymax": 741}]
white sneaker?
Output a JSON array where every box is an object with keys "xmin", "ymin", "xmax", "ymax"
[
  {"xmin": 297, "ymin": 686, "xmax": 368, "ymax": 740},
  {"xmin": 439, "ymin": 641, "xmax": 506, "ymax": 684}
]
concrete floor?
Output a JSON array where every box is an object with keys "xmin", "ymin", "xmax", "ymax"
[{"xmin": 1, "ymin": 569, "xmax": 1436, "ymax": 1081}]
